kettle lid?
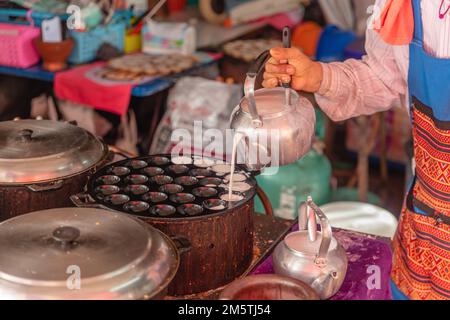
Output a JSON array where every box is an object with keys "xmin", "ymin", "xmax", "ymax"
[
  {"xmin": 241, "ymin": 88, "xmax": 303, "ymax": 117},
  {"xmin": 284, "ymin": 231, "xmax": 338, "ymax": 256}
]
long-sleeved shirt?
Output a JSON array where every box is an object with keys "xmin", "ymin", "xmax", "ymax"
[{"xmin": 315, "ymin": 0, "xmax": 450, "ymax": 121}]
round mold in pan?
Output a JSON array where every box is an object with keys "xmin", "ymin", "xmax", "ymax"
[
  {"xmin": 169, "ymin": 193, "xmax": 195, "ymax": 204},
  {"xmin": 108, "ymin": 166, "xmax": 130, "ymax": 176},
  {"xmin": 177, "ymin": 204, "xmax": 204, "ymax": 216},
  {"xmin": 125, "ymin": 174, "xmax": 148, "ymax": 184},
  {"xmin": 142, "ymin": 192, "xmax": 168, "ymax": 203},
  {"xmin": 149, "ymin": 204, "xmax": 177, "ymax": 217},
  {"xmin": 142, "ymin": 166, "xmax": 165, "ymax": 177},
  {"xmin": 167, "ymin": 164, "xmax": 190, "ymax": 175},
  {"xmin": 189, "ymin": 168, "xmax": 213, "ymax": 178},
  {"xmin": 192, "ymin": 187, "xmax": 218, "ymax": 198},
  {"xmin": 174, "ymin": 176, "xmax": 198, "ymax": 187},
  {"xmin": 127, "ymin": 159, "xmax": 148, "ymax": 170},
  {"xmin": 159, "ymin": 184, "xmax": 184, "ymax": 194}
]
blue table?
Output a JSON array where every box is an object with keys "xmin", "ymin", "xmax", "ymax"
[
  {"xmin": 0, "ymin": 55, "xmax": 221, "ymax": 97},
  {"xmin": 0, "ymin": 54, "xmax": 221, "ymax": 153}
]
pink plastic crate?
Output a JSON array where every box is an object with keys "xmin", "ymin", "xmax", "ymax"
[{"xmin": 0, "ymin": 23, "xmax": 40, "ymax": 68}]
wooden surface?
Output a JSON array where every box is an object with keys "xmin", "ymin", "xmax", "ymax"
[
  {"xmin": 146, "ymin": 201, "xmax": 255, "ymax": 296},
  {"xmin": 166, "ymin": 213, "xmax": 294, "ymax": 300},
  {"xmin": 0, "ymin": 172, "xmax": 88, "ymax": 221}
]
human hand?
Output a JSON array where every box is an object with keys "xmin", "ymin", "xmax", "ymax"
[{"xmin": 262, "ymin": 47, "xmax": 323, "ymax": 93}]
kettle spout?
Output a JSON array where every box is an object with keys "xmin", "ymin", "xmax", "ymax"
[{"xmin": 311, "ymin": 271, "xmax": 338, "ymax": 300}]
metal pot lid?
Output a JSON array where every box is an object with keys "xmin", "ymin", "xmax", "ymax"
[
  {"xmin": 0, "ymin": 208, "xmax": 179, "ymax": 300},
  {"xmin": 241, "ymin": 88, "xmax": 301, "ymax": 116},
  {"xmin": 0, "ymin": 120, "xmax": 108, "ymax": 183},
  {"xmin": 285, "ymin": 231, "xmax": 338, "ymax": 256}
]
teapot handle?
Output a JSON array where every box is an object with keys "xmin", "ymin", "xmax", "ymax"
[
  {"xmin": 298, "ymin": 196, "xmax": 332, "ymax": 266},
  {"xmin": 244, "ymin": 50, "xmax": 270, "ymax": 128},
  {"xmin": 247, "ymin": 50, "xmax": 270, "ymax": 77}
]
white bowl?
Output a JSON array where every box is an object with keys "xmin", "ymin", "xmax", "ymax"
[{"xmin": 319, "ymin": 201, "xmax": 398, "ymax": 239}]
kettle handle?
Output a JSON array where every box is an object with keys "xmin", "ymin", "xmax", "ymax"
[
  {"xmin": 298, "ymin": 196, "xmax": 332, "ymax": 266},
  {"xmin": 247, "ymin": 50, "xmax": 271, "ymax": 77},
  {"xmin": 243, "ymin": 50, "xmax": 270, "ymax": 128}
]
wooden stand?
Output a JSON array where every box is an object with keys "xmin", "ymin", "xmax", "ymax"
[{"xmin": 166, "ymin": 213, "xmax": 294, "ymax": 299}]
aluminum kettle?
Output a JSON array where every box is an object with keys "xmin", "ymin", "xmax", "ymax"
[
  {"xmin": 229, "ymin": 49, "xmax": 315, "ymax": 171},
  {"xmin": 272, "ymin": 197, "xmax": 348, "ymax": 299}
]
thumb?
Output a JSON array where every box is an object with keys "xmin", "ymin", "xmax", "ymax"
[{"xmin": 270, "ymin": 47, "xmax": 304, "ymax": 61}]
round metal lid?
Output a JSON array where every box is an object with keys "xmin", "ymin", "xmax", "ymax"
[
  {"xmin": 0, "ymin": 120, "xmax": 108, "ymax": 184},
  {"xmin": 241, "ymin": 88, "xmax": 301, "ymax": 115},
  {"xmin": 0, "ymin": 208, "xmax": 179, "ymax": 300}
]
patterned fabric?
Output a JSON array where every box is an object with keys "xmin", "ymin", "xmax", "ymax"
[
  {"xmin": 391, "ymin": 102, "xmax": 450, "ymax": 300},
  {"xmin": 413, "ymin": 104, "xmax": 450, "ymax": 212},
  {"xmin": 391, "ymin": 0, "xmax": 450, "ymax": 300},
  {"xmin": 392, "ymin": 205, "xmax": 450, "ymax": 299},
  {"xmin": 391, "ymin": 100, "xmax": 450, "ymax": 300}
]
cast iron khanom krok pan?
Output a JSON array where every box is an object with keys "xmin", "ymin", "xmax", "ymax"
[{"xmin": 72, "ymin": 154, "xmax": 271, "ymax": 296}]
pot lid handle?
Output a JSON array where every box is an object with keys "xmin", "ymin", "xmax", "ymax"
[
  {"xmin": 298, "ymin": 196, "xmax": 332, "ymax": 266},
  {"xmin": 52, "ymin": 226, "xmax": 80, "ymax": 248},
  {"xmin": 17, "ymin": 129, "xmax": 33, "ymax": 142}
]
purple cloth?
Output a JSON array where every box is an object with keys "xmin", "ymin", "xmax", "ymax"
[{"xmin": 251, "ymin": 226, "xmax": 393, "ymax": 300}]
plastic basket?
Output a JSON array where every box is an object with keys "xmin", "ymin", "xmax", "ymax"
[
  {"xmin": 0, "ymin": 8, "xmax": 64, "ymax": 27},
  {"xmin": 68, "ymin": 22, "xmax": 125, "ymax": 64},
  {"xmin": 0, "ymin": 14, "xmax": 40, "ymax": 68}
]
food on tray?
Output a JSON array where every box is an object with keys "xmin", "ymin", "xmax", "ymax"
[
  {"xmin": 100, "ymin": 68, "xmax": 146, "ymax": 82},
  {"xmin": 223, "ymin": 39, "xmax": 282, "ymax": 62},
  {"xmin": 106, "ymin": 53, "xmax": 197, "ymax": 79}
]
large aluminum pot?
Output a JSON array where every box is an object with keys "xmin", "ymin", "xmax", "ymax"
[
  {"xmin": 273, "ymin": 197, "xmax": 348, "ymax": 299},
  {"xmin": 0, "ymin": 119, "xmax": 109, "ymax": 220},
  {"xmin": 0, "ymin": 207, "xmax": 180, "ymax": 300}
]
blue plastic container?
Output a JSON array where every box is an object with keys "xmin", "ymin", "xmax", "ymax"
[
  {"xmin": 316, "ymin": 25, "xmax": 357, "ymax": 62},
  {"xmin": 0, "ymin": 8, "xmax": 67, "ymax": 27},
  {"xmin": 68, "ymin": 22, "xmax": 125, "ymax": 64}
]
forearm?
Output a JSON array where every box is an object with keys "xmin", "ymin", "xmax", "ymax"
[{"xmin": 314, "ymin": 30, "xmax": 407, "ymax": 121}]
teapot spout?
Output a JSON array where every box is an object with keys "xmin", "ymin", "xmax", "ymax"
[{"xmin": 311, "ymin": 271, "xmax": 338, "ymax": 300}]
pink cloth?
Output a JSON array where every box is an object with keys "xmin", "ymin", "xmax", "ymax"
[
  {"xmin": 315, "ymin": 0, "xmax": 450, "ymax": 121},
  {"xmin": 54, "ymin": 62, "xmax": 133, "ymax": 116},
  {"xmin": 257, "ymin": 8, "xmax": 304, "ymax": 30}
]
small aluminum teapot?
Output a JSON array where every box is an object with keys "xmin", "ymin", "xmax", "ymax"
[
  {"xmin": 229, "ymin": 29, "xmax": 315, "ymax": 171},
  {"xmin": 273, "ymin": 197, "xmax": 348, "ymax": 299}
]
